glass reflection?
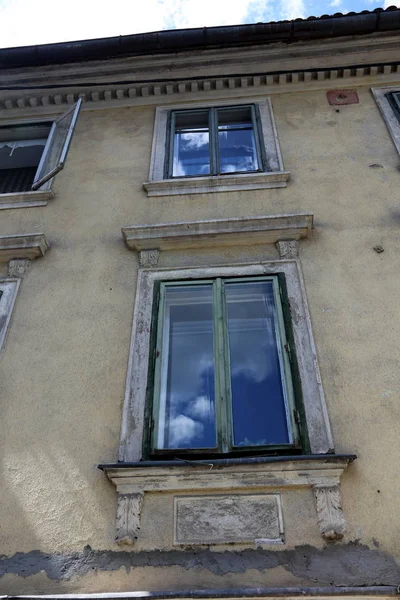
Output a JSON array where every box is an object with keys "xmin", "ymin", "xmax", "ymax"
[
  {"xmin": 217, "ymin": 107, "xmax": 259, "ymax": 173},
  {"xmin": 156, "ymin": 285, "xmax": 216, "ymax": 449},
  {"xmin": 225, "ymin": 281, "xmax": 290, "ymax": 447},
  {"xmin": 172, "ymin": 110, "xmax": 210, "ymax": 177}
]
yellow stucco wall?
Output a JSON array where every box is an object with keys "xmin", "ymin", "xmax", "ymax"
[{"xmin": 1, "ymin": 82, "xmax": 400, "ymax": 593}]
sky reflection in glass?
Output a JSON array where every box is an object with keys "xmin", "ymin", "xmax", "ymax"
[
  {"xmin": 157, "ymin": 285, "xmax": 216, "ymax": 449},
  {"xmin": 225, "ymin": 281, "xmax": 289, "ymax": 447},
  {"xmin": 217, "ymin": 107, "xmax": 259, "ymax": 173},
  {"xmin": 172, "ymin": 110, "xmax": 210, "ymax": 176}
]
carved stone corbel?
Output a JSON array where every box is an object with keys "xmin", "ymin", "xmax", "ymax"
[
  {"xmin": 115, "ymin": 492, "xmax": 144, "ymax": 545},
  {"xmin": 276, "ymin": 240, "xmax": 299, "ymax": 259},
  {"xmin": 313, "ymin": 483, "xmax": 346, "ymax": 541},
  {"xmin": 8, "ymin": 259, "xmax": 31, "ymax": 278},
  {"xmin": 139, "ymin": 249, "xmax": 160, "ymax": 268}
]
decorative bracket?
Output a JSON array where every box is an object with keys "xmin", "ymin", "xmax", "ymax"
[
  {"xmin": 313, "ymin": 483, "xmax": 346, "ymax": 541},
  {"xmin": 116, "ymin": 492, "xmax": 144, "ymax": 545},
  {"xmin": 276, "ymin": 240, "xmax": 299, "ymax": 259},
  {"xmin": 8, "ymin": 259, "xmax": 31, "ymax": 278},
  {"xmin": 139, "ymin": 249, "xmax": 160, "ymax": 268}
]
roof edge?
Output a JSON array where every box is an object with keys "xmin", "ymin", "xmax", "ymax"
[{"xmin": 1, "ymin": 8, "xmax": 400, "ymax": 69}]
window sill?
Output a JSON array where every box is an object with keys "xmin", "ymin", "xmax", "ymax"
[
  {"xmin": 143, "ymin": 171, "xmax": 290, "ymax": 197},
  {"xmin": 0, "ymin": 189, "xmax": 54, "ymax": 210},
  {"xmin": 100, "ymin": 454, "xmax": 355, "ymax": 546}
]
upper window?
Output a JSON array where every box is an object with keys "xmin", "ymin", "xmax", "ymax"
[
  {"xmin": 386, "ymin": 91, "xmax": 400, "ymax": 123},
  {"xmin": 144, "ymin": 98, "xmax": 289, "ymax": 196},
  {"xmin": 0, "ymin": 99, "xmax": 81, "ymax": 196},
  {"xmin": 148, "ymin": 275, "xmax": 301, "ymax": 457},
  {"xmin": 371, "ymin": 87, "xmax": 400, "ymax": 156},
  {"xmin": 168, "ymin": 105, "xmax": 263, "ymax": 178}
]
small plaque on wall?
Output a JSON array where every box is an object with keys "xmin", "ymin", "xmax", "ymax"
[{"xmin": 174, "ymin": 493, "xmax": 284, "ymax": 545}]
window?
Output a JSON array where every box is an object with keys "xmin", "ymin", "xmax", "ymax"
[
  {"xmin": 0, "ymin": 99, "xmax": 82, "ymax": 196},
  {"xmin": 145, "ymin": 98, "xmax": 289, "ymax": 196},
  {"xmin": 168, "ymin": 105, "xmax": 263, "ymax": 178},
  {"xmin": 386, "ymin": 91, "xmax": 400, "ymax": 123},
  {"xmin": 148, "ymin": 275, "xmax": 302, "ymax": 456},
  {"xmin": 0, "ymin": 279, "xmax": 20, "ymax": 352},
  {"xmin": 371, "ymin": 87, "xmax": 400, "ymax": 156}
]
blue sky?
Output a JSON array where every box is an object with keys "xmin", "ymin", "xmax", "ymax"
[{"xmin": 0, "ymin": 0, "xmax": 396, "ymax": 49}]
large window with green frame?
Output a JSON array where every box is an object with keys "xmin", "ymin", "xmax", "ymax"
[{"xmin": 148, "ymin": 276, "xmax": 302, "ymax": 456}]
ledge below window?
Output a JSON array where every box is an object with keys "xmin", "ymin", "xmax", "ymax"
[
  {"xmin": 0, "ymin": 189, "xmax": 54, "ymax": 210},
  {"xmin": 143, "ymin": 171, "xmax": 290, "ymax": 197},
  {"xmin": 99, "ymin": 454, "xmax": 355, "ymax": 546}
]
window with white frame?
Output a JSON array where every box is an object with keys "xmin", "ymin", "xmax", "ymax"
[
  {"xmin": 0, "ymin": 99, "xmax": 81, "ymax": 195},
  {"xmin": 118, "ymin": 260, "xmax": 333, "ymax": 463},
  {"xmin": 144, "ymin": 98, "xmax": 289, "ymax": 196}
]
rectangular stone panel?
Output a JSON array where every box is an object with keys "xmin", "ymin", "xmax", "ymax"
[{"xmin": 174, "ymin": 493, "xmax": 284, "ymax": 545}]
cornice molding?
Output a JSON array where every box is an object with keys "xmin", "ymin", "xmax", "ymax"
[
  {"xmin": 0, "ymin": 233, "xmax": 50, "ymax": 262},
  {"xmin": 122, "ymin": 213, "xmax": 313, "ymax": 252},
  {"xmin": 1, "ymin": 63, "xmax": 399, "ymax": 116}
]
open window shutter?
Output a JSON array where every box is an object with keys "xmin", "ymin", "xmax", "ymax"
[{"xmin": 31, "ymin": 99, "xmax": 82, "ymax": 191}]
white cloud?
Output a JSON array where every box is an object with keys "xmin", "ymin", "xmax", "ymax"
[
  {"xmin": 0, "ymin": 0, "xmax": 276, "ymax": 49},
  {"xmin": 383, "ymin": 0, "xmax": 399, "ymax": 6},
  {"xmin": 329, "ymin": 0, "xmax": 342, "ymax": 7},
  {"xmin": 279, "ymin": 0, "xmax": 306, "ymax": 19}
]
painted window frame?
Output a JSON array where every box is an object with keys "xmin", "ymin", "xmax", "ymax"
[
  {"xmin": 166, "ymin": 104, "xmax": 265, "ymax": 178},
  {"xmin": 119, "ymin": 261, "xmax": 333, "ymax": 463},
  {"xmin": 0, "ymin": 279, "xmax": 20, "ymax": 352},
  {"xmin": 148, "ymin": 275, "xmax": 301, "ymax": 458},
  {"xmin": 0, "ymin": 99, "xmax": 82, "ymax": 210},
  {"xmin": 371, "ymin": 86, "xmax": 400, "ymax": 155},
  {"xmin": 144, "ymin": 97, "xmax": 289, "ymax": 197}
]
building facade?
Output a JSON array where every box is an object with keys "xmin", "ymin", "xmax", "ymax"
[{"xmin": 1, "ymin": 9, "xmax": 400, "ymax": 599}]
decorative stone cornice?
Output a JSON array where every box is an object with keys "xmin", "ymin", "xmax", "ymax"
[
  {"xmin": 122, "ymin": 213, "xmax": 313, "ymax": 252},
  {"xmin": 1, "ymin": 63, "xmax": 399, "ymax": 115},
  {"xmin": 0, "ymin": 233, "xmax": 50, "ymax": 262}
]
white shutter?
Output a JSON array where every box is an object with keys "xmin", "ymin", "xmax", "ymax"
[{"xmin": 31, "ymin": 99, "xmax": 82, "ymax": 190}]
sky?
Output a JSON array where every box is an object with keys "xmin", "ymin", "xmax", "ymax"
[{"xmin": 0, "ymin": 0, "xmax": 398, "ymax": 49}]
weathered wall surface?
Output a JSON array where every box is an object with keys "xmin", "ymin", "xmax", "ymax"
[{"xmin": 1, "ymin": 69, "xmax": 400, "ymax": 593}]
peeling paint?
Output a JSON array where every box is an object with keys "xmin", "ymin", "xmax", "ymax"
[{"xmin": 1, "ymin": 544, "xmax": 400, "ymax": 585}]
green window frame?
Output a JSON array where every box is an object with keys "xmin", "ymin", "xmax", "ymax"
[
  {"xmin": 165, "ymin": 104, "xmax": 265, "ymax": 179},
  {"xmin": 146, "ymin": 275, "xmax": 303, "ymax": 458}
]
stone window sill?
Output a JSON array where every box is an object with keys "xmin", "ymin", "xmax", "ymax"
[
  {"xmin": 99, "ymin": 454, "xmax": 355, "ymax": 546},
  {"xmin": 143, "ymin": 171, "xmax": 290, "ymax": 197},
  {"xmin": 0, "ymin": 189, "xmax": 54, "ymax": 210}
]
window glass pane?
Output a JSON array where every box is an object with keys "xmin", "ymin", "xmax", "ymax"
[
  {"xmin": 217, "ymin": 107, "xmax": 259, "ymax": 173},
  {"xmin": 172, "ymin": 110, "xmax": 210, "ymax": 177},
  {"xmin": 156, "ymin": 284, "xmax": 216, "ymax": 450},
  {"xmin": 225, "ymin": 280, "xmax": 290, "ymax": 447}
]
